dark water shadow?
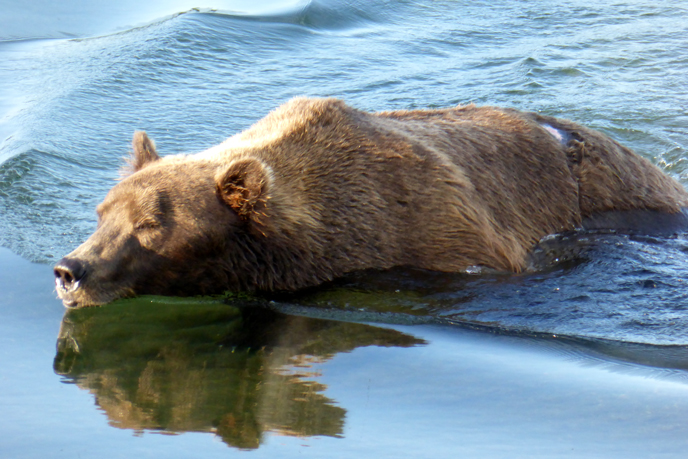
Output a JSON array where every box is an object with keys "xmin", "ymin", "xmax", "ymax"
[
  {"xmin": 262, "ymin": 226, "xmax": 688, "ymax": 356},
  {"xmin": 53, "ymin": 298, "xmax": 424, "ymax": 450}
]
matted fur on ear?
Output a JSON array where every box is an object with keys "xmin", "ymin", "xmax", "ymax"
[
  {"xmin": 121, "ymin": 131, "xmax": 160, "ymax": 177},
  {"xmin": 216, "ymin": 158, "xmax": 271, "ymax": 221}
]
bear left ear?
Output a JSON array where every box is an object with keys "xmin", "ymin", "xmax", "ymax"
[
  {"xmin": 216, "ymin": 158, "xmax": 270, "ymax": 221},
  {"xmin": 127, "ymin": 131, "xmax": 160, "ymax": 174}
]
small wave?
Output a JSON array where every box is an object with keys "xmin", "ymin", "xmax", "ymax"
[
  {"xmin": 216, "ymin": 0, "xmax": 389, "ymax": 31},
  {"xmin": 0, "ymin": 1, "xmax": 317, "ymax": 42},
  {"xmin": 3, "ymin": 0, "xmax": 388, "ymax": 45}
]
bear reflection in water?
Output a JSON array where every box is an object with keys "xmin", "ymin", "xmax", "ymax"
[{"xmin": 53, "ymin": 299, "xmax": 424, "ymax": 449}]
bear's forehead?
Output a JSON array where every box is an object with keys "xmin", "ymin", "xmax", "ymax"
[
  {"xmin": 100, "ymin": 162, "xmax": 221, "ymax": 215},
  {"xmin": 129, "ymin": 158, "xmax": 217, "ymax": 184},
  {"xmin": 98, "ymin": 173, "xmax": 165, "ymax": 212}
]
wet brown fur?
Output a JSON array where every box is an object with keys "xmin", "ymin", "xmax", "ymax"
[{"xmin": 55, "ymin": 98, "xmax": 688, "ymax": 307}]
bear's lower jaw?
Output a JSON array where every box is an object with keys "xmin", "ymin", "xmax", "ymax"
[
  {"xmin": 56, "ymin": 284, "xmax": 135, "ymax": 309},
  {"xmin": 57, "ymin": 293, "xmax": 105, "ymax": 309},
  {"xmin": 56, "ymin": 287, "xmax": 87, "ymax": 308},
  {"xmin": 63, "ymin": 299, "xmax": 79, "ymax": 309}
]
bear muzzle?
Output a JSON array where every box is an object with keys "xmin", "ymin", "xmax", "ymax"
[{"xmin": 54, "ymin": 257, "xmax": 87, "ymax": 308}]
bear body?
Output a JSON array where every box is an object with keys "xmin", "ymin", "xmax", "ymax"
[{"xmin": 54, "ymin": 98, "xmax": 688, "ymax": 307}]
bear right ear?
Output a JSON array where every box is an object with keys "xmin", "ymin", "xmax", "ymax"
[
  {"xmin": 216, "ymin": 158, "xmax": 270, "ymax": 221},
  {"xmin": 126, "ymin": 131, "xmax": 160, "ymax": 174}
]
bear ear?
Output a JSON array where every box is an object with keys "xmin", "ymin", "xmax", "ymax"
[
  {"xmin": 216, "ymin": 158, "xmax": 270, "ymax": 221},
  {"xmin": 124, "ymin": 131, "xmax": 160, "ymax": 175}
]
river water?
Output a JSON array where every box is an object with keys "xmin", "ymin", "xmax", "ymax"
[{"xmin": 2, "ymin": 0, "xmax": 688, "ymax": 457}]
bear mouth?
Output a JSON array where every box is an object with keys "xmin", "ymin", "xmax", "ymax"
[
  {"xmin": 63, "ymin": 299, "xmax": 79, "ymax": 308},
  {"xmin": 58, "ymin": 294, "xmax": 101, "ymax": 309},
  {"xmin": 55, "ymin": 286, "xmax": 80, "ymax": 308},
  {"xmin": 55, "ymin": 281, "xmax": 137, "ymax": 309}
]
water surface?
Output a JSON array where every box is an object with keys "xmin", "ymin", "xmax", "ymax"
[{"xmin": 2, "ymin": 0, "xmax": 688, "ymax": 456}]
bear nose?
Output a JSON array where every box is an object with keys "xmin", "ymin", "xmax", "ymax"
[{"xmin": 54, "ymin": 258, "xmax": 86, "ymax": 292}]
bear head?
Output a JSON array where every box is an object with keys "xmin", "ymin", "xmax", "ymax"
[{"xmin": 53, "ymin": 132, "xmax": 276, "ymax": 308}]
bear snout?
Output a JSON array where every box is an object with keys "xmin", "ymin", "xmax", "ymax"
[{"xmin": 54, "ymin": 258, "xmax": 86, "ymax": 305}]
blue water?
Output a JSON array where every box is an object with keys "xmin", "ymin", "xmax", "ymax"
[{"xmin": 3, "ymin": 0, "xmax": 688, "ymax": 457}]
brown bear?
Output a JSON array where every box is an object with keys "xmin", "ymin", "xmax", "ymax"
[{"xmin": 54, "ymin": 98, "xmax": 688, "ymax": 308}]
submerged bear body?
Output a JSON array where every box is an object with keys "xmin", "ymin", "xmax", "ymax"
[{"xmin": 54, "ymin": 98, "xmax": 688, "ymax": 307}]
